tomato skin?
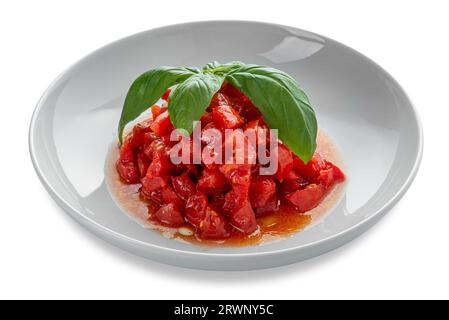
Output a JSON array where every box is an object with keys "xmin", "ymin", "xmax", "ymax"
[
  {"xmin": 161, "ymin": 88, "xmax": 171, "ymax": 101},
  {"xmin": 249, "ymin": 177, "xmax": 276, "ymax": 208},
  {"xmin": 197, "ymin": 168, "xmax": 230, "ymax": 194},
  {"xmin": 228, "ymin": 201, "xmax": 258, "ymax": 234},
  {"xmin": 171, "ymin": 173, "xmax": 196, "ymax": 202},
  {"xmin": 150, "ymin": 111, "xmax": 174, "ymax": 136},
  {"xmin": 285, "ymin": 184, "xmax": 326, "ymax": 212},
  {"xmin": 185, "ymin": 192, "xmax": 208, "ymax": 227},
  {"xmin": 198, "ymin": 207, "xmax": 230, "ymax": 240},
  {"xmin": 153, "ymin": 203, "xmax": 185, "ymax": 226},
  {"xmin": 212, "ymin": 105, "xmax": 244, "ymax": 129}
]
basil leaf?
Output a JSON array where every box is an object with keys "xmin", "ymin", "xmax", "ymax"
[
  {"xmin": 118, "ymin": 66, "xmax": 199, "ymax": 142},
  {"xmin": 225, "ymin": 65, "xmax": 317, "ymax": 162},
  {"xmin": 203, "ymin": 61, "xmax": 245, "ymax": 75},
  {"xmin": 168, "ymin": 73, "xmax": 224, "ymax": 133}
]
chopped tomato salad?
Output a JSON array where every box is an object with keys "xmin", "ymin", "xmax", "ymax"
[{"xmin": 116, "ymin": 83, "xmax": 345, "ymax": 241}]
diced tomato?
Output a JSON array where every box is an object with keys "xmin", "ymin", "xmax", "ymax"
[
  {"xmin": 326, "ymin": 161, "xmax": 345, "ymax": 183},
  {"xmin": 239, "ymin": 101, "xmax": 262, "ymax": 121},
  {"xmin": 317, "ymin": 161, "xmax": 345, "ymax": 188},
  {"xmin": 280, "ymin": 169, "xmax": 309, "ymax": 194},
  {"xmin": 255, "ymin": 197, "xmax": 280, "ymax": 217},
  {"xmin": 140, "ymin": 188, "xmax": 163, "ymax": 205},
  {"xmin": 200, "ymin": 111, "xmax": 214, "ymax": 126},
  {"xmin": 228, "ymin": 201, "xmax": 257, "ymax": 234},
  {"xmin": 171, "ymin": 173, "xmax": 196, "ymax": 201},
  {"xmin": 142, "ymin": 131, "xmax": 158, "ymax": 150},
  {"xmin": 130, "ymin": 122, "xmax": 151, "ymax": 151},
  {"xmin": 161, "ymin": 88, "xmax": 171, "ymax": 101},
  {"xmin": 136, "ymin": 152, "xmax": 150, "ymax": 178},
  {"xmin": 161, "ymin": 185, "xmax": 184, "ymax": 209},
  {"xmin": 119, "ymin": 141, "xmax": 135, "ymax": 164},
  {"xmin": 153, "ymin": 203, "xmax": 185, "ymax": 226},
  {"xmin": 274, "ymin": 144, "xmax": 293, "ymax": 179},
  {"xmin": 147, "ymin": 154, "xmax": 173, "ymax": 177},
  {"xmin": 293, "ymin": 153, "xmax": 326, "ymax": 179},
  {"xmin": 143, "ymin": 138, "xmax": 165, "ymax": 160},
  {"xmin": 212, "ymin": 105, "xmax": 244, "ymax": 129},
  {"xmin": 141, "ymin": 174, "xmax": 168, "ymax": 192},
  {"xmin": 185, "ymin": 192, "xmax": 208, "ymax": 227},
  {"xmin": 285, "ymin": 184, "xmax": 326, "ymax": 212},
  {"xmin": 116, "ymin": 161, "xmax": 140, "ymax": 184},
  {"xmin": 210, "ymin": 92, "xmax": 231, "ymax": 108},
  {"xmin": 209, "ymin": 192, "xmax": 226, "ymax": 212},
  {"xmin": 197, "ymin": 168, "xmax": 230, "ymax": 194},
  {"xmin": 150, "ymin": 111, "xmax": 174, "ymax": 136},
  {"xmin": 220, "ymin": 164, "xmax": 252, "ymax": 211},
  {"xmin": 198, "ymin": 207, "xmax": 230, "ymax": 240},
  {"xmin": 249, "ymin": 177, "xmax": 276, "ymax": 208},
  {"xmin": 117, "ymin": 141, "xmax": 139, "ymax": 183},
  {"xmin": 185, "ymin": 164, "xmax": 199, "ymax": 178}
]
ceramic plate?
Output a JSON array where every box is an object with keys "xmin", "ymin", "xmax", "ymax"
[{"xmin": 29, "ymin": 21, "xmax": 423, "ymax": 270}]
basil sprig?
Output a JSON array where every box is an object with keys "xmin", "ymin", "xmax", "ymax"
[{"xmin": 118, "ymin": 62, "xmax": 317, "ymax": 162}]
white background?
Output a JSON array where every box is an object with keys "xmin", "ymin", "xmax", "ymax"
[{"xmin": 0, "ymin": 0, "xmax": 447, "ymax": 300}]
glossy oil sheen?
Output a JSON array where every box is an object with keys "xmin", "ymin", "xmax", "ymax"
[{"xmin": 29, "ymin": 21, "xmax": 423, "ymax": 270}]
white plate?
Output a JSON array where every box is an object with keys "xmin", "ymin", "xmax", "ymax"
[{"xmin": 29, "ymin": 21, "xmax": 423, "ymax": 270}]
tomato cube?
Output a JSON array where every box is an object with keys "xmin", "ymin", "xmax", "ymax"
[
  {"xmin": 150, "ymin": 111, "xmax": 174, "ymax": 136},
  {"xmin": 153, "ymin": 203, "xmax": 185, "ymax": 226},
  {"xmin": 254, "ymin": 197, "xmax": 280, "ymax": 217},
  {"xmin": 293, "ymin": 153, "xmax": 326, "ymax": 179},
  {"xmin": 285, "ymin": 184, "xmax": 326, "ymax": 212},
  {"xmin": 161, "ymin": 185, "xmax": 184, "ymax": 209},
  {"xmin": 228, "ymin": 201, "xmax": 258, "ymax": 234},
  {"xmin": 198, "ymin": 207, "xmax": 230, "ymax": 240},
  {"xmin": 141, "ymin": 174, "xmax": 168, "ymax": 192},
  {"xmin": 185, "ymin": 192, "xmax": 208, "ymax": 227},
  {"xmin": 136, "ymin": 152, "xmax": 150, "ymax": 178},
  {"xmin": 249, "ymin": 177, "xmax": 276, "ymax": 208},
  {"xmin": 274, "ymin": 144, "xmax": 293, "ymax": 179},
  {"xmin": 212, "ymin": 105, "xmax": 244, "ymax": 129},
  {"xmin": 197, "ymin": 168, "xmax": 230, "ymax": 194},
  {"xmin": 210, "ymin": 92, "xmax": 231, "ymax": 108},
  {"xmin": 116, "ymin": 162, "xmax": 140, "ymax": 184},
  {"xmin": 280, "ymin": 170, "xmax": 309, "ymax": 194},
  {"xmin": 119, "ymin": 141, "xmax": 135, "ymax": 164},
  {"xmin": 171, "ymin": 173, "xmax": 196, "ymax": 201}
]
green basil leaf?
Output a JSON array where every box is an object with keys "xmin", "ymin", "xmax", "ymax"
[
  {"xmin": 118, "ymin": 66, "xmax": 199, "ymax": 142},
  {"xmin": 203, "ymin": 61, "xmax": 245, "ymax": 75},
  {"xmin": 225, "ymin": 65, "xmax": 317, "ymax": 162},
  {"xmin": 168, "ymin": 73, "xmax": 224, "ymax": 133}
]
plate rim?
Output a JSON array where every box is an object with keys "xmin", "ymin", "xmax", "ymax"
[{"xmin": 28, "ymin": 20, "xmax": 424, "ymax": 261}]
